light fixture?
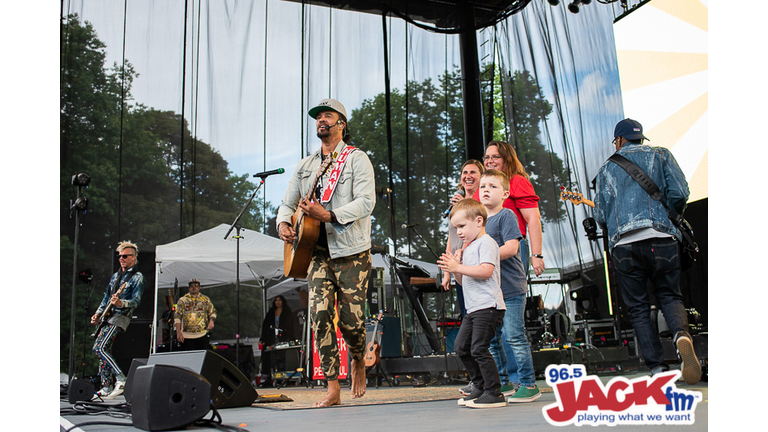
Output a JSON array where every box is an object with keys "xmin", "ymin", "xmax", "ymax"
[
  {"xmin": 71, "ymin": 172, "xmax": 91, "ymax": 187},
  {"xmin": 547, "ymin": 0, "xmax": 560, "ymax": 6},
  {"xmin": 568, "ymin": 0, "xmax": 591, "ymax": 14}
]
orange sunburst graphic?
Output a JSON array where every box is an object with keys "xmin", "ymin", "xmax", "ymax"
[{"xmin": 614, "ymin": 0, "xmax": 708, "ymax": 202}]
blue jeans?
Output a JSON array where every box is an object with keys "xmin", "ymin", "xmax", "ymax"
[
  {"xmin": 489, "ymin": 294, "xmax": 536, "ymax": 387},
  {"xmin": 455, "ymin": 307, "xmax": 505, "ymax": 393},
  {"xmin": 612, "ymin": 237, "xmax": 688, "ymax": 370}
]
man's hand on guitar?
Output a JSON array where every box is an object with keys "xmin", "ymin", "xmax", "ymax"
[
  {"xmin": 90, "ymin": 313, "xmax": 100, "ymax": 325},
  {"xmin": 109, "ymin": 295, "xmax": 123, "ymax": 308},
  {"xmin": 279, "ymin": 223, "xmax": 296, "ymax": 244},
  {"xmin": 299, "ymin": 198, "xmax": 332, "ymax": 223}
]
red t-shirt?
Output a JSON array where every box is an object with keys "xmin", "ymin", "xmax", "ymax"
[{"xmin": 474, "ymin": 175, "xmax": 540, "ymax": 237}]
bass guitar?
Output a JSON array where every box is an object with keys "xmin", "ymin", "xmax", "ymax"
[
  {"xmin": 560, "ymin": 189, "xmax": 594, "ymax": 208},
  {"xmin": 91, "ymin": 282, "xmax": 127, "ymax": 338},
  {"xmin": 283, "ymin": 154, "xmax": 335, "ymax": 279},
  {"xmin": 364, "ymin": 311, "xmax": 384, "ymax": 367}
]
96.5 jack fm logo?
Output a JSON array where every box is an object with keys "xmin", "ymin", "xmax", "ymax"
[{"xmin": 542, "ymin": 364, "xmax": 702, "ymax": 427}]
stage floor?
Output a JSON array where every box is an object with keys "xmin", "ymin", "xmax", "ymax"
[{"xmin": 60, "ymin": 371, "xmax": 708, "ymax": 431}]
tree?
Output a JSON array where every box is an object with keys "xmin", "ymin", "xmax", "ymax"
[{"xmin": 60, "ymin": 15, "xmax": 275, "ymax": 374}]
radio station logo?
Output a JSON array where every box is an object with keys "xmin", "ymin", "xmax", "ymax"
[{"xmin": 542, "ymin": 364, "xmax": 702, "ymax": 427}]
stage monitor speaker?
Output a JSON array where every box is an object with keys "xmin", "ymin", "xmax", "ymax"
[
  {"xmin": 130, "ymin": 364, "xmax": 211, "ymax": 431},
  {"xmin": 68, "ymin": 378, "xmax": 94, "ymax": 403},
  {"xmin": 124, "ymin": 357, "xmax": 148, "ymax": 404},
  {"xmin": 146, "ymin": 350, "xmax": 257, "ymax": 409},
  {"xmin": 379, "ymin": 316, "xmax": 402, "ymax": 358}
]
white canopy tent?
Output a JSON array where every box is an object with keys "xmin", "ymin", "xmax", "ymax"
[{"xmin": 152, "ymin": 223, "xmax": 285, "ymax": 349}]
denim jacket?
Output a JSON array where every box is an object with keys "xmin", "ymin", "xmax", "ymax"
[
  {"xmin": 96, "ymin": 266, "xmax": 145, "ymax": 329},
  {"xmin": 276, "ymin": 141, "xmax": 376, "ymax": 259},
  {"xmin": 594, "ymin": 143, "xmax": 689, "ymax": 252}
]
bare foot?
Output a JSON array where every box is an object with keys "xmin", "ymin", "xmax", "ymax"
[
  {"xmin": 350, "ymin": 358, "xmax": 366, "ymax": 399},
  {"xmin": 313, "ymin": 380, "xmax": 341, "ymax": 408}
]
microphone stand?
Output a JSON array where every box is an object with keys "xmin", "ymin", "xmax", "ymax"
[
  {"xmin": 404, "ymin": 225, "xmax": 439, "ymax": 261},
  {"xmin": 404, "ymin": 225, "xmax": 457, "ymax": 383},
  {"xmin": 225, "ymin": 177, "xmax": 266, "ymax": 370}
]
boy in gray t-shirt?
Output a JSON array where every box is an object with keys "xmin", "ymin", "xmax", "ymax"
[{"xmin": 438, "ymin": 199, "xmax": 506, "ymax": 409}]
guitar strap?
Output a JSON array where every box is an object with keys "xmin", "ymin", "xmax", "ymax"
[
  {"xmin": 608, "ymin": 153, "xmax": 697, "ymax": 248},
  {"xmin": 110, "ymin": 267, "xmax": 137, "ymax": 296},
  {"xmin": 320, "ymin": 145, "xmax": 357, "ymax": 203}
]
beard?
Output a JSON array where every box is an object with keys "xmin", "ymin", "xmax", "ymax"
[{"xmin": 316, "ymin": 127, "xmax": 331, "ymax": 139}]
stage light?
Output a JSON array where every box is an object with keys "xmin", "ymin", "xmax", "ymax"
[
  {"xmin": 71, "ymin": 172, "xmax": 91, "ymax": 187},
  {"xmin": 72, "ymin": 197, "xmax": 88, "ymax": 212},
  {"xmin": 570, "ymin": 285, "xmax": 601, "ymax": 319},
  {"xmin": 568, "ymin": 0, "xmax": 591, "ymax": 14}
]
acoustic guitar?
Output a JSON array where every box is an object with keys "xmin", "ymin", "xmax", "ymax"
[
  {"xmin": 91, "ymin": 282, "xmax": 127, "ymax": 338},
  {"xmin": 560, "ymin": 189, "xmax": 594, "ymax": 208},
  {"xmin": 364, "ymin": 311, "xmax": 384, "ymax": 367},
  {"xmin": 283, "ymin": 154, "xmax": 335, "ymax": 279}
]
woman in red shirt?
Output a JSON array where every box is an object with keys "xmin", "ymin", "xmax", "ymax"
[{"xmin": 478, "ymin": 141, "xmax": 545, "ymax": 276}]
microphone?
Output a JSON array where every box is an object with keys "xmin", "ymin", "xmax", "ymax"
[
  {"xmin": 402, "ymin": 223, "xmax": 420, "ymax": 229},
  {"xmin": 442, "ymin": 188, "xmax": 466, "ymax": 218},
  {"xmin": 320, "ymin": 120, "xmax": 343, "ymax": 130},
  {"xmin": 253, "ymin": 168, "xmax": 285, "ymax": 178}
]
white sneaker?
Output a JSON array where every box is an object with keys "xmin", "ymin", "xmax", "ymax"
[
  {"xmin": 96, "ymin": 387, "xmax": 113, "ymax": 398},
  {"xmin": 105, "ymin": 380, "xmax": 125, "ymax": 399}
]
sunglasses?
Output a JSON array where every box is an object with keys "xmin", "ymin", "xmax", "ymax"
[{"xmin": 118, "ymin": 254, "xmax": 135, "ymax": 259}]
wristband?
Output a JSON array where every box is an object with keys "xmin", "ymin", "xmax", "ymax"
[{"xmin": 532, "ymin": 254, "xmax": 544, "ymax": 259}]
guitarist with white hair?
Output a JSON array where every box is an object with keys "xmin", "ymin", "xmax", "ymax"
[
  {"xmin": 90, "ymin": 241, "xmax": 145, "ymax": 399},
  {"xmin": 277, "ymin": 98, "xmax": 376, "ymax": 407}
]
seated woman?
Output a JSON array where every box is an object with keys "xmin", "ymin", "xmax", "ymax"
[{"xmin": 259, "ymin": 295, "xmax": 299, "ymax": 386}]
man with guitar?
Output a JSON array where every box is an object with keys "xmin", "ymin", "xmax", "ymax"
[
  {"xmin": 90, "ymin": 241, "xmax": 145, "ymax": 399},
  {"xmin": 276, "ymin": 98, "xmax": 376, "ymax": 407},
  {"xmin": 594, "ymin": 118, "xmax": 701, "ymax": 385}
]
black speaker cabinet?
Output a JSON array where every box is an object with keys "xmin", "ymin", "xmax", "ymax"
[
  {"xmin": 146, "ymin": 350, "xmax": 257, "ymax": 408},
  {"xmin": 124, "ymin": 358, "xmax": 148, "ymax": 404},
  {"xmin": 68, "ymin": 378, "xmax": 94, "ymax": 403},
  {"xmin": 130, "ymin": 364, "xmax": 210, "ymax": 431}
]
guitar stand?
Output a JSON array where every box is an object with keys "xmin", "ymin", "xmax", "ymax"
[{"xmin": 369, "ymin": 363, "xmax": 393, "ymax": 388}]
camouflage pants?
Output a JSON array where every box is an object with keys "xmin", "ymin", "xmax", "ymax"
[{"xmin": 308, "ymin": 248, "xmax": 371, "ymax": 381}]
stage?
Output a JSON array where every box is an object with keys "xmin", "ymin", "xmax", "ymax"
[{"xmin": 60, "ymin": 369, "xmax": 708, "ymax": 431}]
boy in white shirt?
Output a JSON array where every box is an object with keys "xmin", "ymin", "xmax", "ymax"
[{"xmin": 438, "ymin": 199, "xmax": 506, "ymax": 408}]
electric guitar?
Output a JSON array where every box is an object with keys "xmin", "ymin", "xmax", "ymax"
[
  {"xmin": 560, "ymin": 189, "xmax": 594, "ymax": 208},
  {"xmin": 283, "ymin": 154, "xmax": 335, "ymax": 279},
  {"xmin": 91, "ymin": 282, "xmax": 127, "ymax": 338},
  {"xmin": 364, "ymin": 311, "xmax": 384, "ymax": 367}
]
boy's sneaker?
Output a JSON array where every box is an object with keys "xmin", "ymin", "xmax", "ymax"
[
  {"xmin": 500, "ymin": 383, "xmax": 518, "ymax": 397},
  {"xmin": 458, "ymin": 388, "xmax": 483, "ymax": 406},
  {"xmin": 105, "ymin": 380, "xmax": 126, "ymax": 399},
  {"xmin": 466, "ymin": 391, "xmax": 506, "ymax": 409},
  {"xmin": 649, "ymin": 365, "xmax": 670, "ymax": 378},
  {"xmin": 459, "ymin": 381, "xmax": 475, "ymax": 396},
  {"xmin": 507, "ymin": 385, "xmax": 541, "ymax": 403},
  {"xmin": 674, "ymin": 331, "xmax": 701, "ymax": 385}
]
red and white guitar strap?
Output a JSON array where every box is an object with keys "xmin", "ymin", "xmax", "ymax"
[{"xmin": 321, "ymin": 145, "xmax": 357, "ymax": 203}]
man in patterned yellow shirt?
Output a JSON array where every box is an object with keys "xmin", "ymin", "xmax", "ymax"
[{"xmin": 174, "ymin": 278, "xmax": 217, "ymax": 351}]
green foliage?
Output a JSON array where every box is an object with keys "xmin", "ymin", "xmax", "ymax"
[
  {"xmin": 350, "ymin": 66, "xmax": 567, "ymax": 261},
  {"xmin": 60, "ymin": 15, "xmax": 274, "ymax": 374}
]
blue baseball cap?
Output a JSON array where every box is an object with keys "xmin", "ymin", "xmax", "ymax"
[{"xmin": 614, "ymin": 118, "xmax": 649, "ymax": 141}]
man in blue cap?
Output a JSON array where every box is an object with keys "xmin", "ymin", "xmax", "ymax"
[
  {"xmin": 276, "ymin": 99, "xmax": 376, "ymax": 407},
  {"xmin": 594, "ymin": 118, "xmax": 701, "ymax": 385}
]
